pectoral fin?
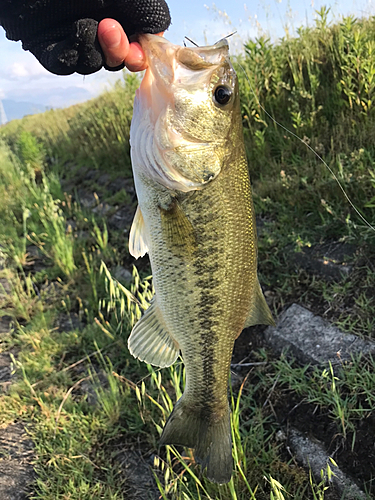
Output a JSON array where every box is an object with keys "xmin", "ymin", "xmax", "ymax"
[
  {"xmin": 159, "ymin": 198, "xmax": 197, "ymax": 254},
  {"xmin": 128, "ymin": 299, "xmax": 180, "ymax": 368},
  {"xmin": 242, "ymin": 280, "xmax": 275, "ymax": 330},
  {"xmin": 129, "ymin": 206, "xmax": 149, "ymax": 258}
]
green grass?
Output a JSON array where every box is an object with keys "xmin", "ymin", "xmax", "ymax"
[
  {"xmin": 0, "ymin": 9, "xmax": 374, "ymax": 499},
  {"xmin": 270, "ymin": 355, "xmax": 375, "ymax": 439}
]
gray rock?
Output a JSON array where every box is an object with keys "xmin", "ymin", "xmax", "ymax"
[
  {"xmin": 0, "ymin": 353, "xmax": 13, "ymax": 388},
  {"xmin": 97, "ymin": 174, "xmax": 111, "ymax": 185},
  {"xmin": 24, "ymin": 245, "xmax": 49, "ymax": 273},
  {"xmin": 289, "ymin": 428, "xmax": 367, "ymax": 499},
  {"xmin": 91, "ymin": 202, "xmax": 113, "ymax": 215},
  {"xmin": 40, "ymin": 282, "xmax": 61, "ymax": 304},
  {"xmin": 264, "ymin": 304, "xmax": 375, "ymax": 365},
  {"xmin": 0, "ymin": 277, "xmax": 11, "ymax": 298},
  {"xmin": 25, "ymin": 245, "xmax": 43, "ymax": 261},
  {"xmin": 55, "ymin": 313, "xmax": 82, "ymax": 333},
  {"xmin": 84, "ymin": 169, "xmax": 99, "ymax": 181},
  {"xmin": 77, "ymin": 190, "xmax": 97, "ymax": 209},
  {"xmin": 79, "ymin": 368, "xmax": 110, "ymax": 408},
  {"xmin": 0, "ymin": 315, "xmax": 17, "ymax": 392},
  {"xmin": 65, "ymin": 219, "xmax": 77, "ymax": 231},
  {"xmin": 255, "ymin": 215, "xmax": 274, "ymax": 237},
  {"xmin": 113, "ymin": 266, "xmax": 132, "ymax": 283},
  {"xmin": 108, "ymin": 177, "xmax": 135, "ymax": 195},
  {"xmin": 108, "ymin": 206, "xmax": 136, "ymax": 231},
  {"xmin": 60, "ymin": 179, "xmax": 77, "ymax": 193},
  {"xmin": 0, "ymin": 316, "xmax": 13, "ymax": 334},
  {"xmin": 0, "ymin": 423, "xmax": 35, "ymax": 500}
]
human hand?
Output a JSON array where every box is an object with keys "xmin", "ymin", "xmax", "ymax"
[
  {"xmin": 0, "ymin": 0, "xmax": 170, "ymax": 75},
  {"xmin": 98, "ymin": 18, "xmax": 157, "ymax": 72}
]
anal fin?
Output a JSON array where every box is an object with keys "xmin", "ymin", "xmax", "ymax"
[
  {"xmin": 129, "ymin": 206, "xmax": 149, "ymax": 258},
  {"xmin": 128, "ymin": 300, "xmax": 180, "ymax": 368},
  {"xmin": 243, "ymin": 279, "xmax": 275, "ymax": 330}
]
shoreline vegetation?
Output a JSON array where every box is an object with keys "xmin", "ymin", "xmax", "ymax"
[{"xmin": 0, "ymin": 9, "xmax": 374, "ymax": 499}]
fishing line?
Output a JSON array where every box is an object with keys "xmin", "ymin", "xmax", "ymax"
[
  {"xmin": 184, "ymin": 31, "xmax": 237, "ymax": 48},
  {"xmin": 184, "ymin": 36, "xmax": 199, "ymax": 47},
  {"xmin": 223, "ymin": 31, "xmax": 237, "ymax": 40},
  {"xmin": 238, "ymin": 62, "xmax": 375, "ymax": 233}
]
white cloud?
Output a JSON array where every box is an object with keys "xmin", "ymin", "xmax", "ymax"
[
  {"xmin": 9, "ymin": 62, "xmax": 30, "ymax": 78},
  {"xmin": 3, "ymin": 54, "xmax": 50, "ymax": 80}
]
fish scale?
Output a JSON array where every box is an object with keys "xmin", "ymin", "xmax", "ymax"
[{"xmin": 128, "ymin": 34, "xmax": 274, "ymax": 484}]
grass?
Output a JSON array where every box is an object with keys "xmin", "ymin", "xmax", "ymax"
[
  {"xmin": 0, "ymin": 8, "xmax": 374, "ymax": 500},
  {"xmin": 269, "ymin": 355, "xmax": 375, "ymax": 440}
]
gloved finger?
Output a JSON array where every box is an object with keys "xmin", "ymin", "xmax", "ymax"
[{"xmin": 24, "ymin": 18, "xmax": 104, "ymax": 76}]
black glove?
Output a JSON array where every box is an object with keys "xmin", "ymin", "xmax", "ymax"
[{"xmin": 0, "ymin": 0, "xmax": 171, "ymax": 75}]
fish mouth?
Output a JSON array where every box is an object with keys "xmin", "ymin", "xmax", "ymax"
[{"xmin": 138, "ymin": 34, "xmax": 230, "ymax": 86}]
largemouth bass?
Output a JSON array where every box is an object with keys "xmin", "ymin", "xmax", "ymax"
[{"xmin": 128, "ymin": 34, "xmax": 275, "ymax": 484}]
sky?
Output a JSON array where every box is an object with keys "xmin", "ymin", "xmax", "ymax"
[{"xmin": 1, "ymin": 0, "xmax": 375, "ymax": 109}]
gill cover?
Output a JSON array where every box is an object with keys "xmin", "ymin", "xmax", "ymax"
[{"xmin": 130, "ymin": 35, "xmax": 237, "ymax": 192}]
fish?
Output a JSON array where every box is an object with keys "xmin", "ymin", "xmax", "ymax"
[{"xmin": 127, "ymin": 34, "xmax": 275, "ymax": 484}]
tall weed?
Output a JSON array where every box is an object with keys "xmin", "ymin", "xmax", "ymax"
[{"xmin": 0, "ymin": 139, "xmax": 75, "ymax": 276}]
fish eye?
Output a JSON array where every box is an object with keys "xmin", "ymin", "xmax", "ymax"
[{"xmin": 213, "ymin": 85, "xmax": 233, "ymax": 106}]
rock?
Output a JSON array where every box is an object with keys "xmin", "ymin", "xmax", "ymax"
[
  {"xmin": 108, "ymin": 177, "xmax": 135, "ymax": 196},
  {"xmin": 264, "ymin": 304, "xmax": 375, "ymax": 365},
  {"xmin": 255, "ymin": 215, "xmax": 274, "ymax": 237},
  {"xmin": 77, "ymin": 190, "xmax": 97, "ymax": 209},
  {"xmin": 39, "ymin": 282, "xmax": 62, "ymax": 304},
  {"xmin": 289, "ymin": 242, "xmax": 357, "ymax": 281},
  {"xmin": 66, "ymin": 219, "xmax": 77, "ymax": 231},
  {"xmin": 108, "ymin": 206, "xmax": 136, "ymax": 232},
  {"xmin": 91, "ymin": 203, "xmax": 113, "ymax": 216},
  {"xmin": 24, "ymin": 246, "xmax": 49, "ymax": 273},
  {"xmin": 0, "ymin": 315, "xmax": 13, "ymax": 334},
  {"xmin": 0, "ymin": 348, "xmax": 18, "ymax": 393},
  {"xmin": 0, "ymin": 315, "xmax": 17, "ymax": 392},
  {"xmin": 60, "ymin": 179, "xmax": 77, "ymax": 193},
  {"xmin": 0, "ymin": 353, "xmax": 13, "ymax": 386},
  {"xmin": 55, "ymin": 313, "xmax": 82, "ymax": 333},
  {"xmin": 97, "ymin": 174, "xmax": 111, "ymax": 186},
  {"xmin": 113, "ymin": 266, "xmax": 132, "ymax": 283},
  {"xmin": 79, "ymin": 369, "xmax": 109, "ymax": 407},
  {"xmin": 288, "ymin": 428, "xmax": 366, "ymax": 499},
  {"xmin": 25, "ymin": 245, "xmax": 43, "ymax": 261},
  {"xmin": 0, "ymin": 277, "xmax": 11, "ymax": 298},
  {"xmin": 0, "ymin": 423, "xmax": 35, "ymax": 500},
  {"xmin": 84, "ymin": 169, "xmax": 99, "ymax": 181}
]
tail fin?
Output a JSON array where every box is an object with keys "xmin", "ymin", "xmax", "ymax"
[{"xmin": 160, "ymin": 397, "xmax": 233, "ymax": 484}]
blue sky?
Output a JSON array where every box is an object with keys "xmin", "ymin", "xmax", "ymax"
[{"xmin": 0, "ymin": 0, "xmax": 374, "ymax": 108}]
